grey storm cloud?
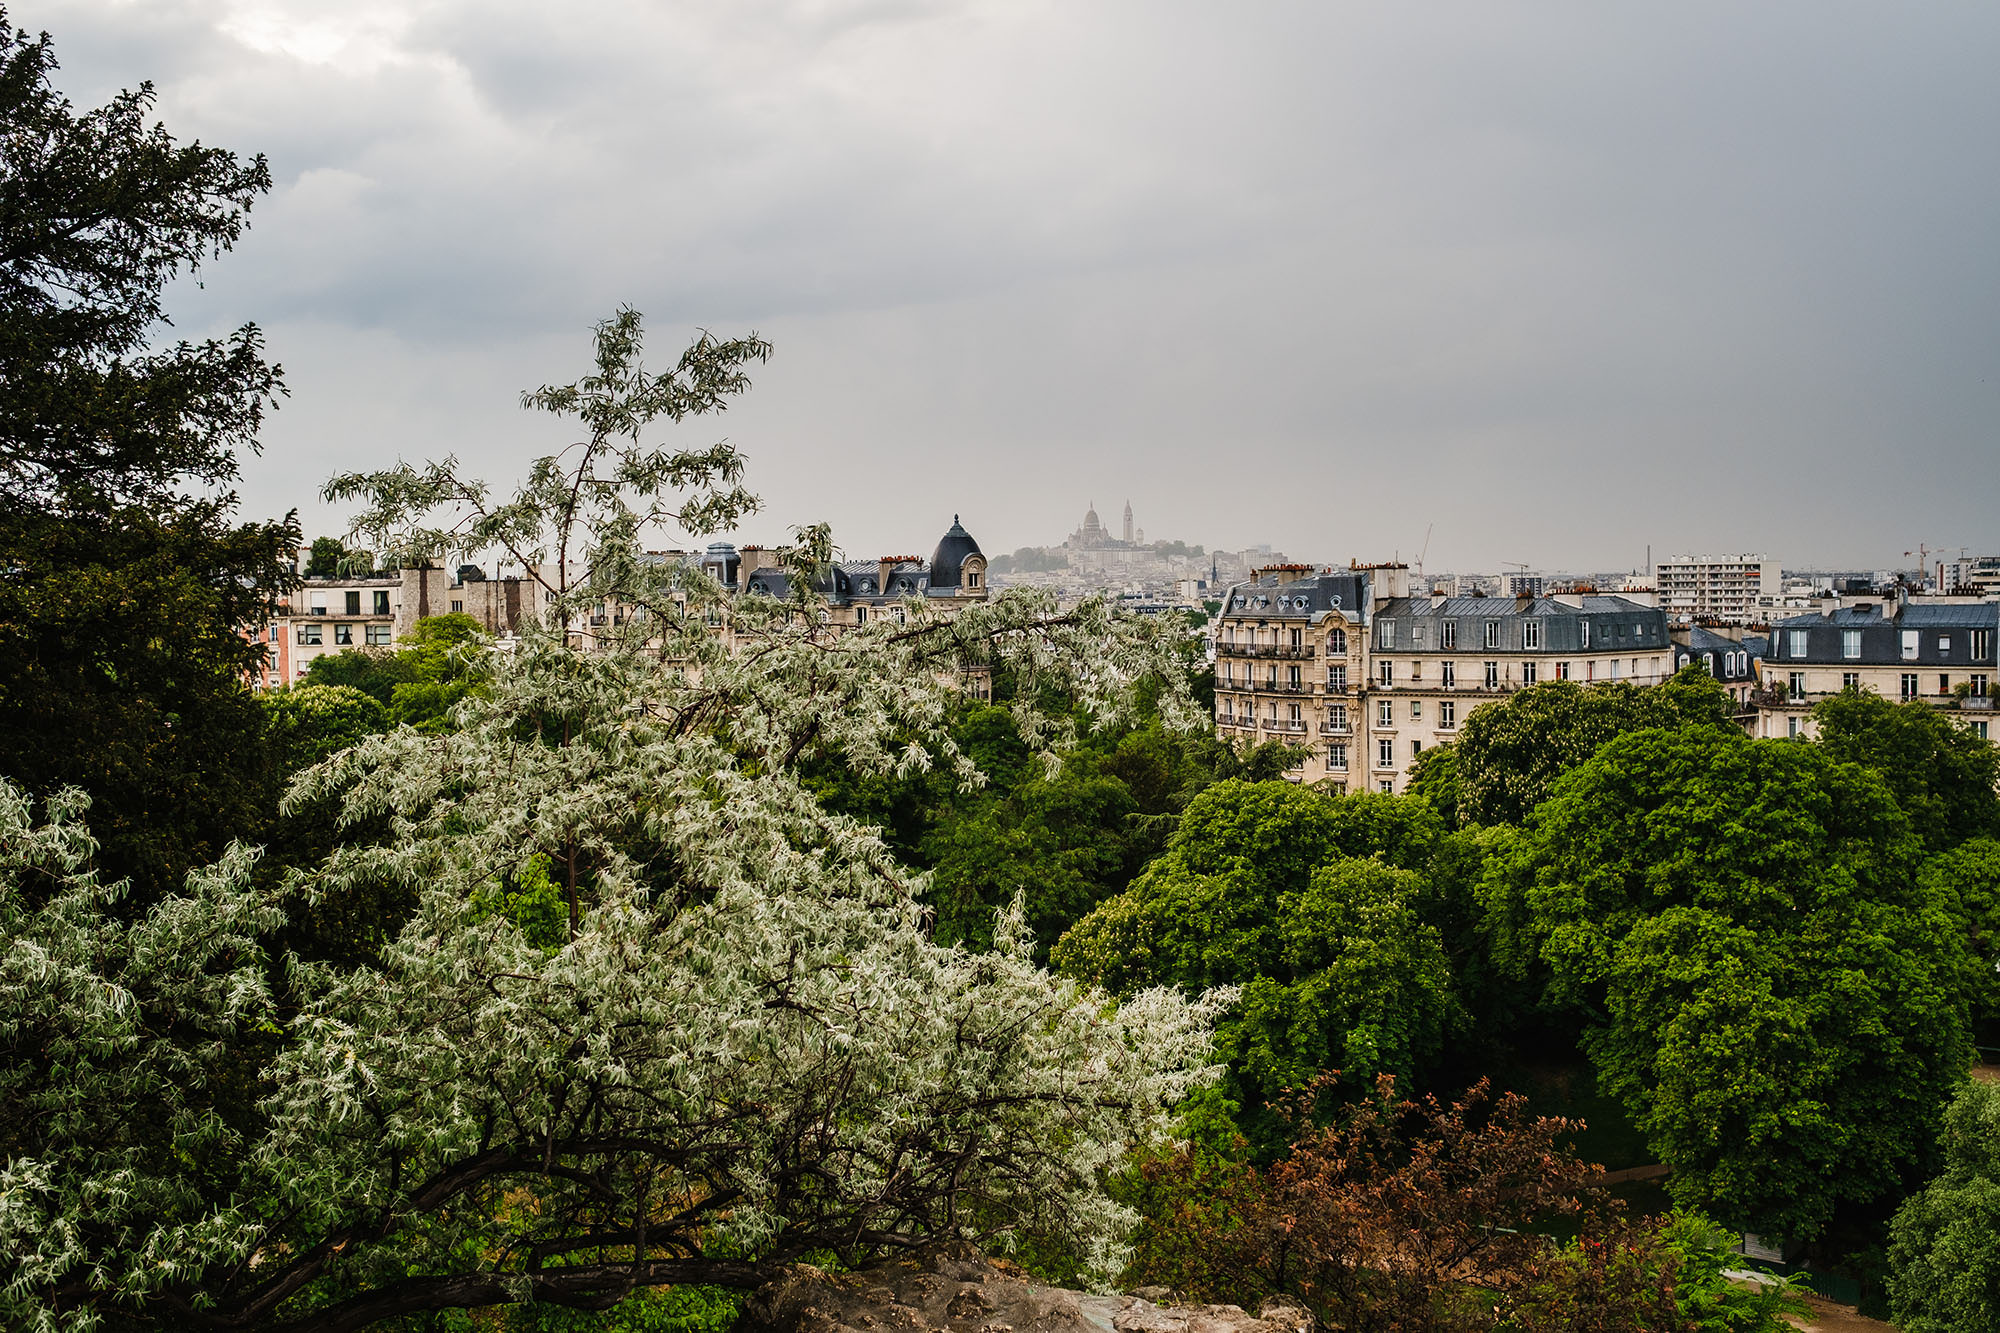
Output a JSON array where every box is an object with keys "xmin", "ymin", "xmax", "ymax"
[{"xmin": 24, "ymin": 0, "xmax": 2000, "ymax": 571}]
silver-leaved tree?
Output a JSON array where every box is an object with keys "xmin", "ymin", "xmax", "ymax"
[{"xmin": 1, "ymin": 311, "xmax": 1226, "ymax": 1332}]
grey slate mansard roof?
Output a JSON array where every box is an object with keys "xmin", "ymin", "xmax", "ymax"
[
  {"xmin": 1371, "ymin": 595, "xmax": 1669, "ymax": 655},
  {"xmin": 1225, "ymin": 571, "xmax": 1372, "ymax": 620},
  {"xmin": 741, "ymin": 559, "xmax": 931, "ymax": 604},
  {"xmin": 1767, "ymin": 603, "xmax": 1999, "ymax": 668},
  {"xmin": 1682, "ymin": 626, "xmax": 1756, "ymax": 681}
]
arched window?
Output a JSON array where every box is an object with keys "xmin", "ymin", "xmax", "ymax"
[{"xmin": 1327, "ymin": 627, "xmax": 1348, "ymax": 654}]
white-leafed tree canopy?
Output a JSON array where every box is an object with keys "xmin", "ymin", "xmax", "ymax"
[{"xmin": 0, "ymin": 312, "xmax": 1226, "ymax": 1333}]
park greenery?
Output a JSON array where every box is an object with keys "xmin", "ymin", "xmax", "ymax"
[{"xmin": 3, "ymin": 9, "xmax": 1999, "ymax": 1331}]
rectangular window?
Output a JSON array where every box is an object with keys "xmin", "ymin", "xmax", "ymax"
[
  {"xmin": 308, "ymin": 602, "xmax": 326, "ymax": 617},
  {"xmin": 1411, "ymin": 700, "xmax": 1423, "ymax": 720},
  {"xmin": 1441, "ymin": 620, "xmax": 1457, "ymax": 649},
  {"xmin": 1379, "ymin": 660, "xmax": 1394, "ymax": 687},
  {"xmin": 344, "ymin": 590, "xmax": 361, "ymax": 615},
  {"xmin": 366, "ymin": 624, "xmax": 392, "ymax": 646},
  {"xmin": 1975, "ymin": 630, "xmax": 1992, "ymax": 660},
  {"xmin": 1609, "ymin": 658, "xmax": 1620, "ymax": 680},
  {"xmin": 1328, "ymin": 703, "xmax": 1348, "ymax": 729},
  {"xmin": 1484, "ymin": 661, "xmax": 1499, "ymax": 689},
  {"xmin": 1441, "ymin": 660, "xmax": 1456, "ymax": 688},
  {"xmin": 1484, "ymin": 620, "xmax": 1500, "ymax": 649},
  {"xmin": 1412, "ymin": 625, "xmax": 1425, "ymax": 649},
  {"xmin": 1327, "ymin": 742, "xmax": 1348, "ymax": 770},
  {"xmin": 1940, "ymin": 636, "xmax": 1953, "ymax": 654},
  {"xmin": 1789, "ymin": 671, "xmax": 1805, "ymax": 696},
  {"xmin": 1843, "ymin": 672, "xmax": 1861, "ymax": 691},
  {"xmin": 1973, "ymin": 721, "xmax": 1990, "ymax": 741},
  {"xmin": 1789, "ymin": 629, "xmax": 1808, "ymax": 658},
  {"xmin": 373, "ymin": 590, "xmax": 390, "ymax": 615},
  {"xmin": 1378, "ymin": 619, "xmax": 1395, "ymax": 648},
  {"xmin": 1842, "ymin": 630, "xmax": 1862, "ymax": 660},
  {"xmin": 1288, "ymin": 702, "xmax": 1302, "ymax": 724},
  {"xmin": 1586, "ymin": 660, "xmax": 1595, "ymax": 682},
  {"xmin": 1411, "ymin": 739, "xmax": 1424, "ymax": 758},
  {"xmin": 1328, "ymin": 664, "xmax": 1348, "ymax": 690},
  {"xmin": 451, "ymin": 600, "xmax": 464, "ymax": 614},
  {"xmin": 1378, "ymin": 739, "xmax": 1394, "ymax": 769},
  {"xmin": 1941, "ymin": 674, "xmax": 1952, "ymax": 696},
  {"xmin": 1522, "ymin": 661, "xmax": 1538, "ymax": 686},
  {"xmin": 1411, "ymin": 661, "xmax": 1423, "ymax": 681},
  {"xmin": 1557, "ymin": 661, "xmax": 1571, "ymax": 681},
  {"xmin": 1287, "ymin": 665, "xmax": 1302, "ymax": 689},
  {"xmin": 1901, "ymin": 673, "xmax": 1919, "ymax": 702},
  {"xmin": 1290, "ymin": 627, "xmax": 1302, "ymax": 649},
  {"xmin": 1522, "ymin": 620, "xmax": 1541, "ymax": 649},
  {"xmin": 1378, "ymin": 700, "xmax": 1394, "ymax": 726},
  {"xmin": 1440, "ymin": 700, "xmax": 1456, "ymax": 728},
  {"xmin": 1901, "ymin": 630, "xmax": 1920, "ymax": 661},
  {"xmin": 1973, "ymin": 675, "xmax": 1989, "ymax": 699},
  {"xmin": 1380, "ymin": 780, "xmax": 1394, "ymax": 793},
  {"xmin": 1788, "ymin": 717, "xmax": 1801, "ymax": 738},
  {"xmin": 855, "ymin": 605, "xmax": 867, "ymax": 625},
  {"xmin": 1581, "ymin": 621, "xmax": 1592, "ymax": 649},
  {"xmin": 298, "ymin": 624, "xmax": 322, "ymax": 646},
  {"xmin": 334, "ymin": 624, "xmax": 353, "ymax": 645},
  {"xmin": 267, "ymin": 625, "xmax": 280, "ymax": 642},
  {"xmin": 1222, "ymin": 663, "xmax": 1233, "ymax": 685}
]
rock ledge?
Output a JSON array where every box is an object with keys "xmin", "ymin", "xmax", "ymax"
[{"xmin": 738, "ymin": 1244, "xmax": 1311, "ymax": 1333}]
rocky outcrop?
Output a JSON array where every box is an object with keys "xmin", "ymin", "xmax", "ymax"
[{"xmin": 738, "ymin": 1244, "xmax": 1311, "ymax": 1333}]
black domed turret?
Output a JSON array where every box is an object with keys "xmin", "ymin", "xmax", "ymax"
[{"xmin": 929, "ymin": 514, "xmax": 982, "ymax": 589}]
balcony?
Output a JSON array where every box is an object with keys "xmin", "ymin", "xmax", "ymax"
[
  {"xmin": 1265, "ymin": 719, "xmax": 1308, "ymax": 735},
  {"xmin": 1220, "ymin": 643, "xmax": 1316, "ymax": 660},
  {"xmin": 1318, "ymin": 721, "xmax": 1351, "ymax": 736}
]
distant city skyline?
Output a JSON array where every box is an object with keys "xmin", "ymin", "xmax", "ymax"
[{"xmin": 36, "ymin": 1, "xmax": 2000, "ymax": 569}]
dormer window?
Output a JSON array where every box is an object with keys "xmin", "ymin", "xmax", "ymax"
[{"xmin": 966, "ymin": 569, "xmax": 980, "ymax": 589}]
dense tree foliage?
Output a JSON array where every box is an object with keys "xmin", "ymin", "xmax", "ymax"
[
  {"xmin": 1919, "ymin": 837, "xmax": 2000, "ymax": 1042},
  {"xmin": 0, "ymin": 12, "xmax": 293, "ymax": 894},
  {"xmin": 1887, "ymin": 1080, "xmax": 2000, "ymax": 1333},
  {"xmin": 1487, "ymin": 726, "xmax": 1971, "ymax": 1240},
  {"xmin": 1442, "ymin": 669, "xmax": 1737, "ymax": 827},
  {"xmin": 803, "ymin": 690, "xmax": 1295, "ymax": 957},
  {"xmin": 1055, "ymin": 781, "xmax": 1459, "ymax": 1148},
  {"xmin": 0, "ymin": 312, "xmax": 1227, "ymax": 1332},
  {"xmin": 1812, "ymin": 688, "xmax": 2000, "ymax": 852}
]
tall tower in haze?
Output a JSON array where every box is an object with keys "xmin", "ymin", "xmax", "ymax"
[{"xmin": 1122, "ymin": 500, "xmax": 1134, "ymax": 544}]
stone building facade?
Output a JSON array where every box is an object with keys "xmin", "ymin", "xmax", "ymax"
[
  {"xmin": 1753, "ymin": 598, "xmax": 1998, "ymax": 743},
  {"xmin": 1213, "ymin": 563, "xmax": 1674, "ymax": 792}
]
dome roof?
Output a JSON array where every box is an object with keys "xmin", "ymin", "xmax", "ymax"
[{"xmin": 929, "ymin": 515, "xmax": 983, "ymax": 589}]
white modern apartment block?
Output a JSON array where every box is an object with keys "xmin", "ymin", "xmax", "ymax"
[{"xmin": 1653, "ymin": 553, "xmax": 1780, "ymax": 624}]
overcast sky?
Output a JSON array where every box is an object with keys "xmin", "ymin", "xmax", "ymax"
[{"xmin": 31, "ymin": 0, "xmax": 2000, "ymax": 572}]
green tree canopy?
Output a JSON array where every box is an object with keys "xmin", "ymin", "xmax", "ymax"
[
  {"xmin": 1812, "ymin": 688, "xmax": 2000, "ymax": 852},
  {"xmin": 1888, "ymin": 1080, "xmax": 2000, "ymax": 1333},
  {"xmin": 1448, "ymin": 667, "xmax": 1737, "ymax": 827},
  {"xmin": 0, "ymin": 11, "xmax": 292, "ymax": 894},
  {"xmin": 1919, "ymin": 837, "xmax": 2000, "ymax": 1042},
  {"xmin": 1056, "ymin": 781, "xmax": 1458, "ymax": 1148},
  {"xmin": 259, "ymin": 682, "xmax": 389, "ymax": 775},
  {"xmin": 1488, "ymin": 725, "xmax": 1971, "ymax": 1239}
]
